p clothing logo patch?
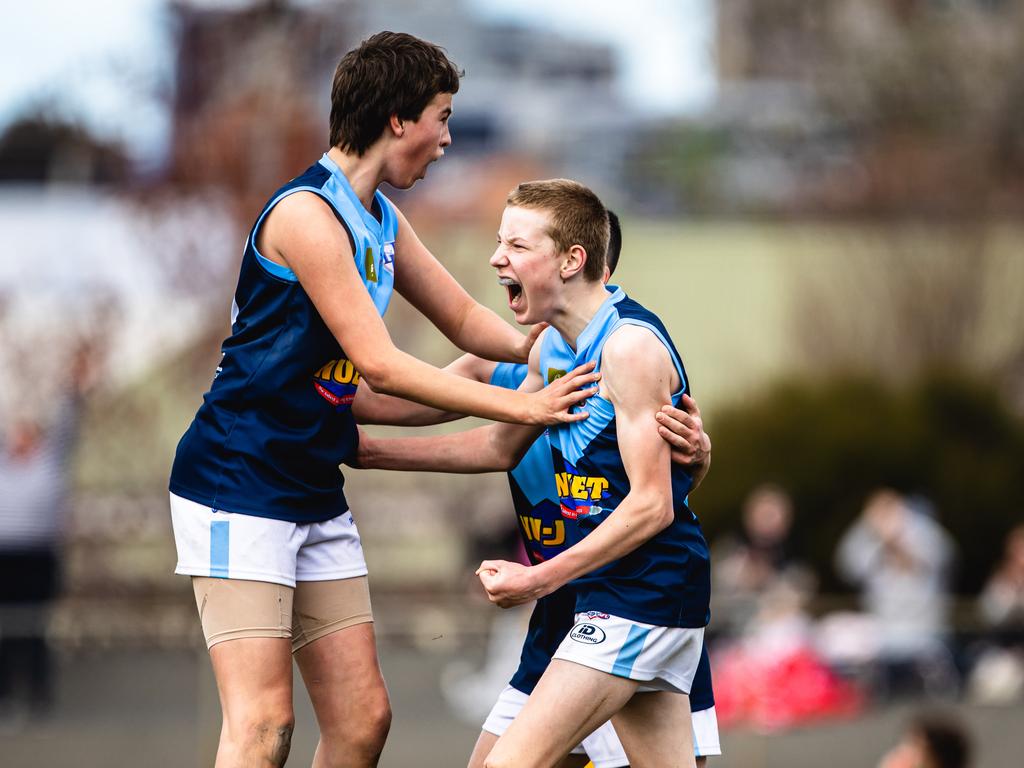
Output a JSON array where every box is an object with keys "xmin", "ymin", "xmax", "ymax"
[
  {"xmin": 569, "ymin": 622, "xmax": 606, "ymax": 644},
  {"xmin": 547, "ymin": 368, "xmax": 567, "ymax": 384}
]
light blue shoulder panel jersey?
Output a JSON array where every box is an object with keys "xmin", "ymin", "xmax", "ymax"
[
  {"xmin": 170, "ymin": 153, "xmax": 398, "ymax": 523},
  {"xmin": 539, "ymin": 287, "xmax": 711, "ymax": 628}
]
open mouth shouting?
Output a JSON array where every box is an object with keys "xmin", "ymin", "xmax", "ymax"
[{"xmin": 498, "ymin": 276, "xmax": 525, "ymax": 312}]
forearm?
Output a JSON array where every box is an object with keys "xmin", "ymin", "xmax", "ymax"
[
  {"xmin": 359, "ymin": 423, "xmax": 539, "ymax": 473},
  {"xmin": 352, "ymin": 381, "xmax": 463, "ymax": 426},
  {"xmin": 367, "ymin": 347, "xmax": 532, "ymax": 423},
  {"xmin": 534, "ymin": 492, "xmax": 672, "ymax": 593},
  {"xmin": 451, "ymin": 302, "xmax": 529, "ymax": 363}
]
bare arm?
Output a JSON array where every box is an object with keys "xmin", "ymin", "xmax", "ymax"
[
  {"xmin": 352, "ymin": 354, "xmax": 495, "ymax": 426},
  {"xmin": 479, "ymin": 326, "xmax": 680, "ymax": 606},
  {"xmin": 261, "ymin": 193, "xmax": 595, "ymax": 425},
  {"xmin": 393, "ymin": 207, "xmax": 543, "ymax": 363},
  {"xmin": 354, "ymin": 345, "xmax": 547, "ymax": 471}
]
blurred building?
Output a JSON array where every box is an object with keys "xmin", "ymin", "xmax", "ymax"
[
  {"xmin": 632, "ymin": 0, "xmax": 1024, "ymax": 214},
  {"xmin": 166, "ymin": 0, "xmax": 635, "ymax": 217}
]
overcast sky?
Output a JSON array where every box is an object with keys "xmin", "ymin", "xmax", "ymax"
[{"xmin": 0, "ymin": 0, "xmax": 716, "ymax": 162}]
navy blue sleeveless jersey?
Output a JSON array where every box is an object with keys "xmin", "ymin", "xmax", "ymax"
[
  {"xmin": 170, "ymin": 154, "xmax": 398, "ymax": 523},
  {"xmin": 539, "ymin": 287, "xmax": 711, "ymax": 628},
  {"xmin": 490, "ymin": 363, "xmax": 714, "ymax": 709}
]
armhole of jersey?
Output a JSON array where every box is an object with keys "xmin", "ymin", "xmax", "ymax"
[
  {"xmin": 249, "ymin": 187, "xmax": 357, "ymax": 282},
  {"xmin": 376, "ymin": 192, "xmax": 399, "ymax": 243},
  {"xmin": 602, "ymin": 319, "xmax": 687, "ymax": 399}
]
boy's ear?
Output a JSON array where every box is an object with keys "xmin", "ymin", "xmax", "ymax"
[
  {"xmin": 560, "ymin": 244, "xmax": 588, "ymax": 280},
  {"xmin": 389, "ymin": 114, "xmax": 405, "ymax": 136}
]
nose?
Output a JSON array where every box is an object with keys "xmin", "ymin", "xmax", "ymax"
[
  {"xmin": 489, "ymin": 246, "xmax": 508, "ymax": 268},
  {"xmin": 440, "ymin": 123, "xmax": 452, "ymax": 149}
]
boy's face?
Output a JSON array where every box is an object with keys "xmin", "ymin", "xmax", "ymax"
[
  {"xmin": 390, "ymin": 92, "xmax": 453, "ymax": 188},
  {"xmin": 490, "ymin": 205, "xmax": 564, "ymax": 326}
]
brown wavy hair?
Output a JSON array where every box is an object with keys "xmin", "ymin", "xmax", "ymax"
[{"xmin": 329, "ymin": 32, "xmax": 462, "ymax": 156}]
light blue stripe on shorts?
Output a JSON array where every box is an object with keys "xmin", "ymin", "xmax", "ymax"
[
  {"xmin": 210, "ymin": 519, "xmax": 230, "ymax": 578},
  {"xmin": 612, "ymin": 624, "xmax": 651, "ymax": 677}
]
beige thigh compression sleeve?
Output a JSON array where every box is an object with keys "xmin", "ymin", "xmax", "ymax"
[
  {"xmin": 192, "ymin": 577, "xmax": 293, "ymax": 649},
  {"xmin": 291, "ymin": 575, "xmax": 373, "ymax": 652}
]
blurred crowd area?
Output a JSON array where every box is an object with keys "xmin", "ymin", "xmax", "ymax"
[{"xmin": 2, "ymin": 0, "xmax": 1024, "ymax": 764}]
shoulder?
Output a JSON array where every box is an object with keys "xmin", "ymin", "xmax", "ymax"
[
  {"xmin": 269, "ymin": 189, "xmax": 336, "ymax": 223},
  {"xmin": 603, "ymin": 324, "xmax": 671, "ymax": 371},
  {"xmin": 263, "ymin": 191, "xmax": 350, "ymax": 256},
  {"xmin": 601, "ymin": 324, "xmax": 674, "ymax": 403}
]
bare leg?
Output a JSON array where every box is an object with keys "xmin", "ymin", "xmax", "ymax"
[
  {"xmin": 612, "ymin": 690, "xmax": 695, "ymax": 768},
  {"xmin": 209, "ymin": 637, "xmax": 295, "ymax": 768},
  {"xmin": 484, "ymin": 660, "xmax": 637, "ymax": 768},
  {"xmin": 468, "ymin": 730, "xmax": 589, "ymax": 768},
  {"xmin": 467, "ymin": 730, "xmax": 499, "ymax": 768},
  {"xmin": 294, "ymin": 622, "xmax": 391, "ymax": 768}
]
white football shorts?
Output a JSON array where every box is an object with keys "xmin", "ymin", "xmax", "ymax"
[
  {"xmin": 481, "ymin": 685, "xmax": 721, "ymax": 766},
  {"xmin": 552, "ymin": 611, "xmax": 705, "ymax": 695},
  {"xmin": 170, "ymin": 492, "xmax": 367, "ymax": 587}
]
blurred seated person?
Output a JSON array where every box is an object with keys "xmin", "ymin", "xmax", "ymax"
[
  {"xmin": 979, "ymin": 524, "xmax": 1024, "ymax": 643},
  {"xmin": 712, "ymin": 484, "xmax": 812, "ymax": 635},
  {"xmin": 877, "ymin": 712, "xmax": 971, "ymax": 768},
  {"xmin": 835, "ymin": 488, "xmax": 955, "ymax": 694},
  {"xmin": 966, "ymin": 524, "xmax": 1024, "ymax": 704}
]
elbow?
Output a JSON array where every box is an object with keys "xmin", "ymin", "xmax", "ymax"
[
  {"xmin": 645, "ymin": 497, "xmax": 674, "ymax": 534},
  {"xmin": 358, "ymin": 361, "xmax": 400, "ymax": 396}
]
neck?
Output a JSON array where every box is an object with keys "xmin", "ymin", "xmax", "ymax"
[
  {"xmin": 550, "ymin": 281, "xmax": 613, "ymax": 350},
  {"xmin": 327, "ymin": 146, "xmax": 383, "ymax": 210}
]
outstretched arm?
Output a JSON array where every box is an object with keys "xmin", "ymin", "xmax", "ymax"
[
  {"xmin": 479, "ymin": 326, "xmax": 680, "ymax": 606},
  {"xmin": 352, "ymin": 354, "xmax": 496, "ymax": 426},
  {"xmin": 354, "ymin": 343, "xmax": 552, "ymax": 472},
  {"xmin": 262, "ymin": 193, "xmax": 594, "ymax": 425}
]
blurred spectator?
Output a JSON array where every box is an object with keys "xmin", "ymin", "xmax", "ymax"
[
  {"xmin": 877, "ymin": 711, "xmax": 971, "ymax": 768},
  {"xmin": 712, "ymin": 484, "xmax": 814, "ymax": 635},
  {"xmin": 835, "ymin": 489, "xmax": 956, "ymax": 695},
  {"xmin": 978, "ymin": 524, "xmax": 1024, "ymax": 640},
  {"xmin": 0, "ymin": 341, "xmax": 96, "ymax": 722},
  {"xmin": 966, "ymin": 524, "xmax": 1024, "ymax": 704}
]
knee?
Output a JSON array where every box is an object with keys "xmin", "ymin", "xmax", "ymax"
[
  {"xmin": 228, "ymin": 705, "xmax": 295, "ymax": 766},
  {"xmin": 350, "ymin": 693, "xmax": 392, "ymax": 755},
  {"xmin": 320, "ymin": 691, "xmax": 391, "ymax": 764}
]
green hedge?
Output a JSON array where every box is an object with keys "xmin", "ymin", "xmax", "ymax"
[{"xmin": 695, "ymin": 372, "xmax": 1024, "ymax": 594}]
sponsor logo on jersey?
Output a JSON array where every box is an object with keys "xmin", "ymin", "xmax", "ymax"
[
  {"xmin": 313, "ymin": 358, "xmax": 361, "ymax": 408},
  {"xmin": 555, "ymin": 459, "xmax": 610, "ymax": 520},
  {"xmin": 569, "ymin": 622, "xmax": 606, "ymax": 644},
  {"xmin": 547, "ymin": 368, "xmax": 567, "ymax": 384},
  {"xmin": 382, "ymin": 242, "xmax": 395, "ymax": 274},
  {"xmin": 584, "ymin": 611, "xmax": 610, "ymax": 621},
  {"xmin": 518, "ymin": 514, "xmax": 566, "ymax": 550}
]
